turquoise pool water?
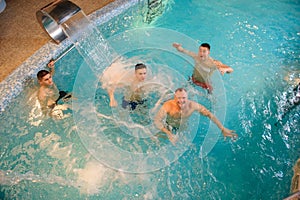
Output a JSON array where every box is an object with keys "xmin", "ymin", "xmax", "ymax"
[{"xmin": 0, "ymin": 0, "xmax": 299, "ymax": 199}]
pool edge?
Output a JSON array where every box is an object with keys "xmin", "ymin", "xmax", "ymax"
[{"xmin": 0, "ymin": 0, "xmax": 139, "ymax": 112}]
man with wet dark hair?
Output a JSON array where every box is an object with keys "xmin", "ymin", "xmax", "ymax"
[
  {"xmin": 121, "ymin": 63, "xmax": 148, "ymax": 110},
  {"xmin": 173, "ymin": 42, "xmax": 233, "ymax": 94},
  {"xmin": 107, "ymin": 63, "xmax": 148, "ymax": 110},
  {"xmin": 37, "ymin": 60, "xmax": 70, "ymax": 116},
  {"xmin": 200, "ymin": 43, "xmax": 211, "ymax": 50},
  {"xmin": 135, "ymin": 63, "xmax": 147, "ymax": 71}
]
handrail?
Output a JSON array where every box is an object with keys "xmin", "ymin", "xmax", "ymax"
[{"xmin": 53, "ymin": 44, "xmax": 75, "ymax": 63}]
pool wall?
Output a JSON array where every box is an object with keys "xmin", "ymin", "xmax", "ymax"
[{"xmin": 0, "ymin": 0, "xmax": 139, "ymax": 112}]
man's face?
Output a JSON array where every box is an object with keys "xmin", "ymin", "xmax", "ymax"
[
  {"xmin": 39, "ymin": 73, "xmax": 54, "ymax": 86},
  {"xmin": 198, "ymin": 46, "xmax": 210, "ymax": 60},
  {"xmin": 135, "ymin": 68, "xmax": 147, "ymax": 82},
  {"xmin": 175, "ymin": 90, "xmax": 188, "ymax": 109}
]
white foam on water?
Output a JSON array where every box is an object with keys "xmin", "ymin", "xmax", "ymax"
[
  {"xmin": 73, "ymin": 161, "xmax": 111, "ymax": 195},
  {"xmin": 27, "ymin": 91, "xmax": 44, "ymax": 127}
]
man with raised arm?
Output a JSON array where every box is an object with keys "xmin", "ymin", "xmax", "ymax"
[
  {"xmin": 37, "ymin": 60, "xmax": 71, "ymax": 117},
  {"xmin": 154, "ymin": 88, "xmax": 237, "ymax": 145},
  {"xmin": 173, "ymin": 43, "xmax": 233, "ymax": 94}
]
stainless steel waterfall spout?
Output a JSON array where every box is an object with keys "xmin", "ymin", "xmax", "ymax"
[{"xmin": 36, "ymin": 0, "xmax": 81, "ymax": 44}]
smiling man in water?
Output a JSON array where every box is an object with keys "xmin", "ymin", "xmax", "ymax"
[
  {"xmin": 154, "ymin": 88, "xmax": 237, "ymax": 144},
  {"xmin": 173, "ymin": 43, "xmax": 233, "ymax": 94}
]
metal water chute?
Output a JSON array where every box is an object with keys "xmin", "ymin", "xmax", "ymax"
[{"xmin": 36, "ymin": 0, "xmax": 81, "ymax": 44}]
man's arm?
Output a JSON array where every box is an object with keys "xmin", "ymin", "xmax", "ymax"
[
  {"xmin": 195, "ymin": 102, "xmax": 238, "ymax": 139},
  {"xmin": 172, "ymin": 43, "xmax": 197, "ymax": 58},
  {"xmin": 107, "ymin": 87, "xmax": 117, "ymax": 107},
  {"xmin": 154, "ymin": 104, "xmax": 178, "ymax": 145},
  {"xmin": 212, "ymin": 59, "xmax": 233, "ymax": 75}
]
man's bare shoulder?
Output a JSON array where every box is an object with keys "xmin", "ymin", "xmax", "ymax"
[
  {"xmin": 187, "ymin": 100, "xmax": 207, "ymax": 112},
  {"xmin": 162, "ymin": 99, "xmax": 177, "ymax": 111},
  {"xmin": 163, "ymin": 99, "xmax": 174, "ymax": 107},
  {"xmin": 187, "ymin": 100, "xmax": 199, "ymax": 109}
]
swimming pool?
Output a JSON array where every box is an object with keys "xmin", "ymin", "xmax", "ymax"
[{"xmin": 0, "ymin": 0, "xmax": 299, "ymax": 199}]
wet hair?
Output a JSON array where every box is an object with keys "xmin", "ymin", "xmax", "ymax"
[
  {"xmin": 200, "ymin": 43, "xmax": 210, "ymax": 50},
  {"xmin": 37, "ymin": 70, "xmax": 50, "ymax": 81},
  {"xmin": 135, "ymin": 63, "xmax": 147, "ymax": 71},
  {"xmin": 175, "ymin": 88, "xmax": 187, "ymax": 93}
]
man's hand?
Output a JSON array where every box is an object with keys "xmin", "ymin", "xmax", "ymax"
[
  {"xmin": 172, "ymin": 43, "xmax": 184, "ymax": 52},
  {"xmin": 213, "ymin": 60, "xmax": 234, "ymax": 75},
  {"xmin": 160, "ymin": 127, "xmax": 179, "ymax": 145},
  {"xmin": 219, "ymin": 67, "xmax": 234, "ymax": 75},
  {"xmin": 168, "ymin": 133, "xmax": 178, "ymax": 145},
  {"xmin": 47, "ymin": 60, "xmax": 55, "ymax": 69},
  {"xmin": 221, "ymin": 127, "xmax": 238, "ymax": 140}
]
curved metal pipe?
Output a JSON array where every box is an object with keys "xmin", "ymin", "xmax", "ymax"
[{"xmin": 36, "ymin": 0, "xmax": 81, "ymax": 44}]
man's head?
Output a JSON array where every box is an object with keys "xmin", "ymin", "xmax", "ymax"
[
  {"xmin": 37, "ymin": 70, "xmax": 53, "ymax": 86},
  {"xmin": 174, "ymin": 88, "xmax": 188, "ymax": 108},
  {"xmin": 198, "ymin": 43, "xmax": 210, "ymax": 60},
  {"xmin": 135, "ymin": 63, "xmax": 147, "ymax": 82}
]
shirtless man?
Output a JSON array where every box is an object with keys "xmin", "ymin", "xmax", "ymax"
[
  {"xmin": 107, "ymin": 63, "xmax": 148, "ymax": 110},
  {"xmin": 154, "ymin": 88, "xmax": 237, "ymax": 144},
  {"xmin": 173, "ymin": 43, "xmax": 233, "ymax": 93},
  {"xmin": 37, "ymin": 60, "xmax": 70, "ymax": 116}
]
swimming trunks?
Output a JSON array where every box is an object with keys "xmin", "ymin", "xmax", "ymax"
[
  {"xmin": 165, "ymin": 116, "xmax": 180, "ymax": 132},
  {"xmin": 191, "ymin": 76, "xmax": 213, "ymax": 93},
  {"xmin": 166, "ymin": 122, "xmax": 179, "ymax": 132},
  {"xmin": 121, "ymin": 97, "xmax": 147, "ymax": 110},
  {"xmin": 55, "ymin": 91, "xmax": 71, "ymax": 104}
]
